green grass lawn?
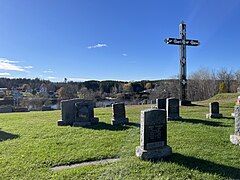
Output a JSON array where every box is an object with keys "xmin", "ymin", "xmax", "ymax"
[{"xmin": 0, "ymin": 94, "xmax": 240, "ymax": 179}]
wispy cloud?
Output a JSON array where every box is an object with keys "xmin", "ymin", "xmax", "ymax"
[
  {"xmin": 68, "ymin": 77, "xmax": 93, "ymax": 82},
  {"xmin": 47, "ymin": 76, "xmax": 56, "ymax": 80},
  {"xmin": 0, "ymin": 72, "xmax": 11, "ymax": 76},
  {"xmin": 24, "ymin": 66, "xmax": 33, "ymax": 69},
  {"xmin": 122, "ymin": 53, "xmax": 127, "ymax": 56},
  {"xmin": 0, "ymin": 58, "xmax": 33, "ymax": 72},
  {"xmin": 87, "ymin": 43, "xmax": 108, "ymax": 49},
  {"xmin": 43, "ymin": 69, "xmax": 54, "ymax": 73},
  {"xmin": 0, "ymin": 58, "xmax": 25, "ymax": 71}
]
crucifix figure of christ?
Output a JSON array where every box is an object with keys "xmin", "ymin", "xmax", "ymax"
[{"xmin": 164, "ymin": 21, "xmax": 200, "ymax": 106}]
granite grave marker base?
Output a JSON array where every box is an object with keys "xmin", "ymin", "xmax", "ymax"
[
  {"xmin": 58, "ymin": 117, "xmax": 99, "ymax": 127},
  {"xmin": 167, "ymin": 115, "xmax": 182, "ymax": 121},
  {"xmin": 112, "ymin": 118, "xmax": 129, "ymax": 126},
  {"xmin": 180, "ymin": 100, "xmax": 192, "ymax": 106},
  {"xmin": 57, "ymin": 120, "xmax": 66, "ymax": 126},
  {"xmin": 72, "ymin": 117, "xmax": 99, "ymax": 127},
  {"xmin": 136, "ymin": 145, "xmax": 172, "ymax": 161},
  {"xmin": 206, "ymin": 113, "xmax": 223, "ymax": 119}
]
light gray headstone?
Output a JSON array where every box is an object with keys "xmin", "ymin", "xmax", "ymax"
[
  {"xmin": 166, "ymin": 98, "xmax": 181, "ymax": 120},
  {"xmin": 237, "ymin": 87, "xmax": 240, "ymax": 93},
  {"xmin": 230, "ymin": 106, "xmax": 240, "ymax": 145},
  {"xmin": 111, "ymin": 103, "xmax": 129, "ymax": 125},
  {"xmin": 136, "ymin": 109, "xmax": 172, "ymax": 160}
]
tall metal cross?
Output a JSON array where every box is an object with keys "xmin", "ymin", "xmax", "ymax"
[{"xmin": 164, "ymin": 21, "xmax": 200, "ymax": 104}]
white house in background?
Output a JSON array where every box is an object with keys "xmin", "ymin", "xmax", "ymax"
[
  {"xmin": 37, "ymin": 83, "xmax": 49, "ymax": 98},
  {"xmin": 22, "ymin": 84, "xmax": 33, "ymax": 93},
  {"xmin": 237, "ymin": 86, "xmax": 240, "ymax": 93},
  {"xmin": 96, "ymin": 97, "xmax": 117, "ymax": 107},
  {"xmin": 40, "ymin": 83, "xmax": 48, "ymax": 93}
]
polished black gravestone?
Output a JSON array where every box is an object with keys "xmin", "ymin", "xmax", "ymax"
[
  {"xmin": 206, "ymin": 102, "xmax": 223, "ymax": 119},
  {"xmin": 111, "ymin": 103, "xmax": 129, "ymax": 125},
  {"xmin": 156, "ymin": 98, "xmax": 166, "ymax": 110},
  {"xmin": 166, "ymin": 98, "xmax": 181, "ymax": 120},
  {"xmin": 136, "ymin": 109, "xmax": 172, "ymax": 160},
  {"xmin": 58, "ymin": 98, "xmax": 99, "ymax": 127}
]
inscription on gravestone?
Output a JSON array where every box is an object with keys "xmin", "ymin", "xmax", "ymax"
[
  {"xmin": 146, "ymin": 124, "xmax": 166, "ymax": 149},
  {"xmin": 136, "ymin": 109, "xmax": 172, "ymax": 160},
  {"xmin": 75, "ymin": 103, "xmax": 90, "ymax": 121}
]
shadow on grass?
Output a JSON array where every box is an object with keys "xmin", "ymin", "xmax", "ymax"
[
  {"xmin": 84, "ymin": 122, "xmax": 130, "ymax": 131},
  {"xmin": 222, "ymin": 116, "xmax": 234, "ymax": 120},
  {"xmin": 0, "ymin": 130, "xmax": 19, "ymax": 142},
  {"xmin": 187, "ymin": 104, "xmax": 206, "ymax": 107},
  {"xmin": 174, "ymin": 118, "xmax": 230, "ymax": 127},
  {"xmin": 127, "ymin": 122, "xmax": 140, "ymax": 128},
  {"xmin": 165, "ymin": 153, "xmax": 240, "ymax": 179}
]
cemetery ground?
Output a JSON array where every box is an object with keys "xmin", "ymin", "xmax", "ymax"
[{"xmin": 0, "ymin": 94, "xmax": 240, "ymax": 179}]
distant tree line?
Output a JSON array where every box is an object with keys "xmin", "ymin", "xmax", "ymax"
[
  {"xmin": 0, "ymin": 78, "xmax": 52, "ymax": 90},
  {"xmin": 0, "ymin": 67, "xmax": 240, "ymax": 102}
]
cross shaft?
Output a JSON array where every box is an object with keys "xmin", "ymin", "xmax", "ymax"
[{"xmin": 164, "ymin": 22, "xmax": 200, "ymax": 105}]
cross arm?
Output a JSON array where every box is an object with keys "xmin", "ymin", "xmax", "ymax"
[
  {"xmin": 164, "ymin": 38, "xmax": 200, "ymax": 46},
  {"xmin": 164, "ymin": 38, "xmax": 182, "ymax": 45},
  {"xmin": 185, "ymin": 39, "xmax": 200, "ymax": 46}
]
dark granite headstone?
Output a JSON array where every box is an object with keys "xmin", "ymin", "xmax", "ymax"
[
  {"xmin": 180, "ymin": 100, "xmax": 192, "ymax": 106},
  {"xmin": 166, "ymin": 98, "xmax": 181, "ymax": 120},
  {"xmin": 111, "ymin": 103, "xmax": 129, "ymax": 125},
  {"xmin": 57, "ymin": 98, "xmax": 99, "ymax": 126},
  {"xmin": 156, "ymin": 99, "xmax": 166, "ymax": 110},
  {"xmin": 230, "ymin": 106, "xmax": 240, "ymax": 145},
  {"xmin": 136, "ymin": 109, "xmax": 172, "ymax": 160},
  {"xmin": 0, "ymin": 105, "xmax": 13, "ymax": 113},
  {"xmin": 211, "ymin": 102, "xmax": 219, "ymax": 114},
  {"xmin": 42, "ymin": 106, "xmax": 53, "ymax": 111},
  {"xmin": 14, "ymin": 107, "xmax": 29, "ymax": 112},
  {"xmin": 206, "ymin": 102, "xmax": 223, "ymax": 119}
]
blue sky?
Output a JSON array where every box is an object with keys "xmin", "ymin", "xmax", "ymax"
[{"xmin": 0, "ymin": 0, "xmax": 240, "ymax": 82}]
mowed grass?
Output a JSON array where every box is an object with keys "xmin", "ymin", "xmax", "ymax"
[{"xmin": 0, "ymin": 94, "xmax": 240, "ymax": 179}]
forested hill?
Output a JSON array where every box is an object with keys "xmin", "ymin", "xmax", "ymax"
[
  {"xmin": 0, "ymin": 77, "xmax": 161, "ymax": 92},
  {"xmin": 1, "ymin": 66, "xmax": 240, "ymax": 102}
]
